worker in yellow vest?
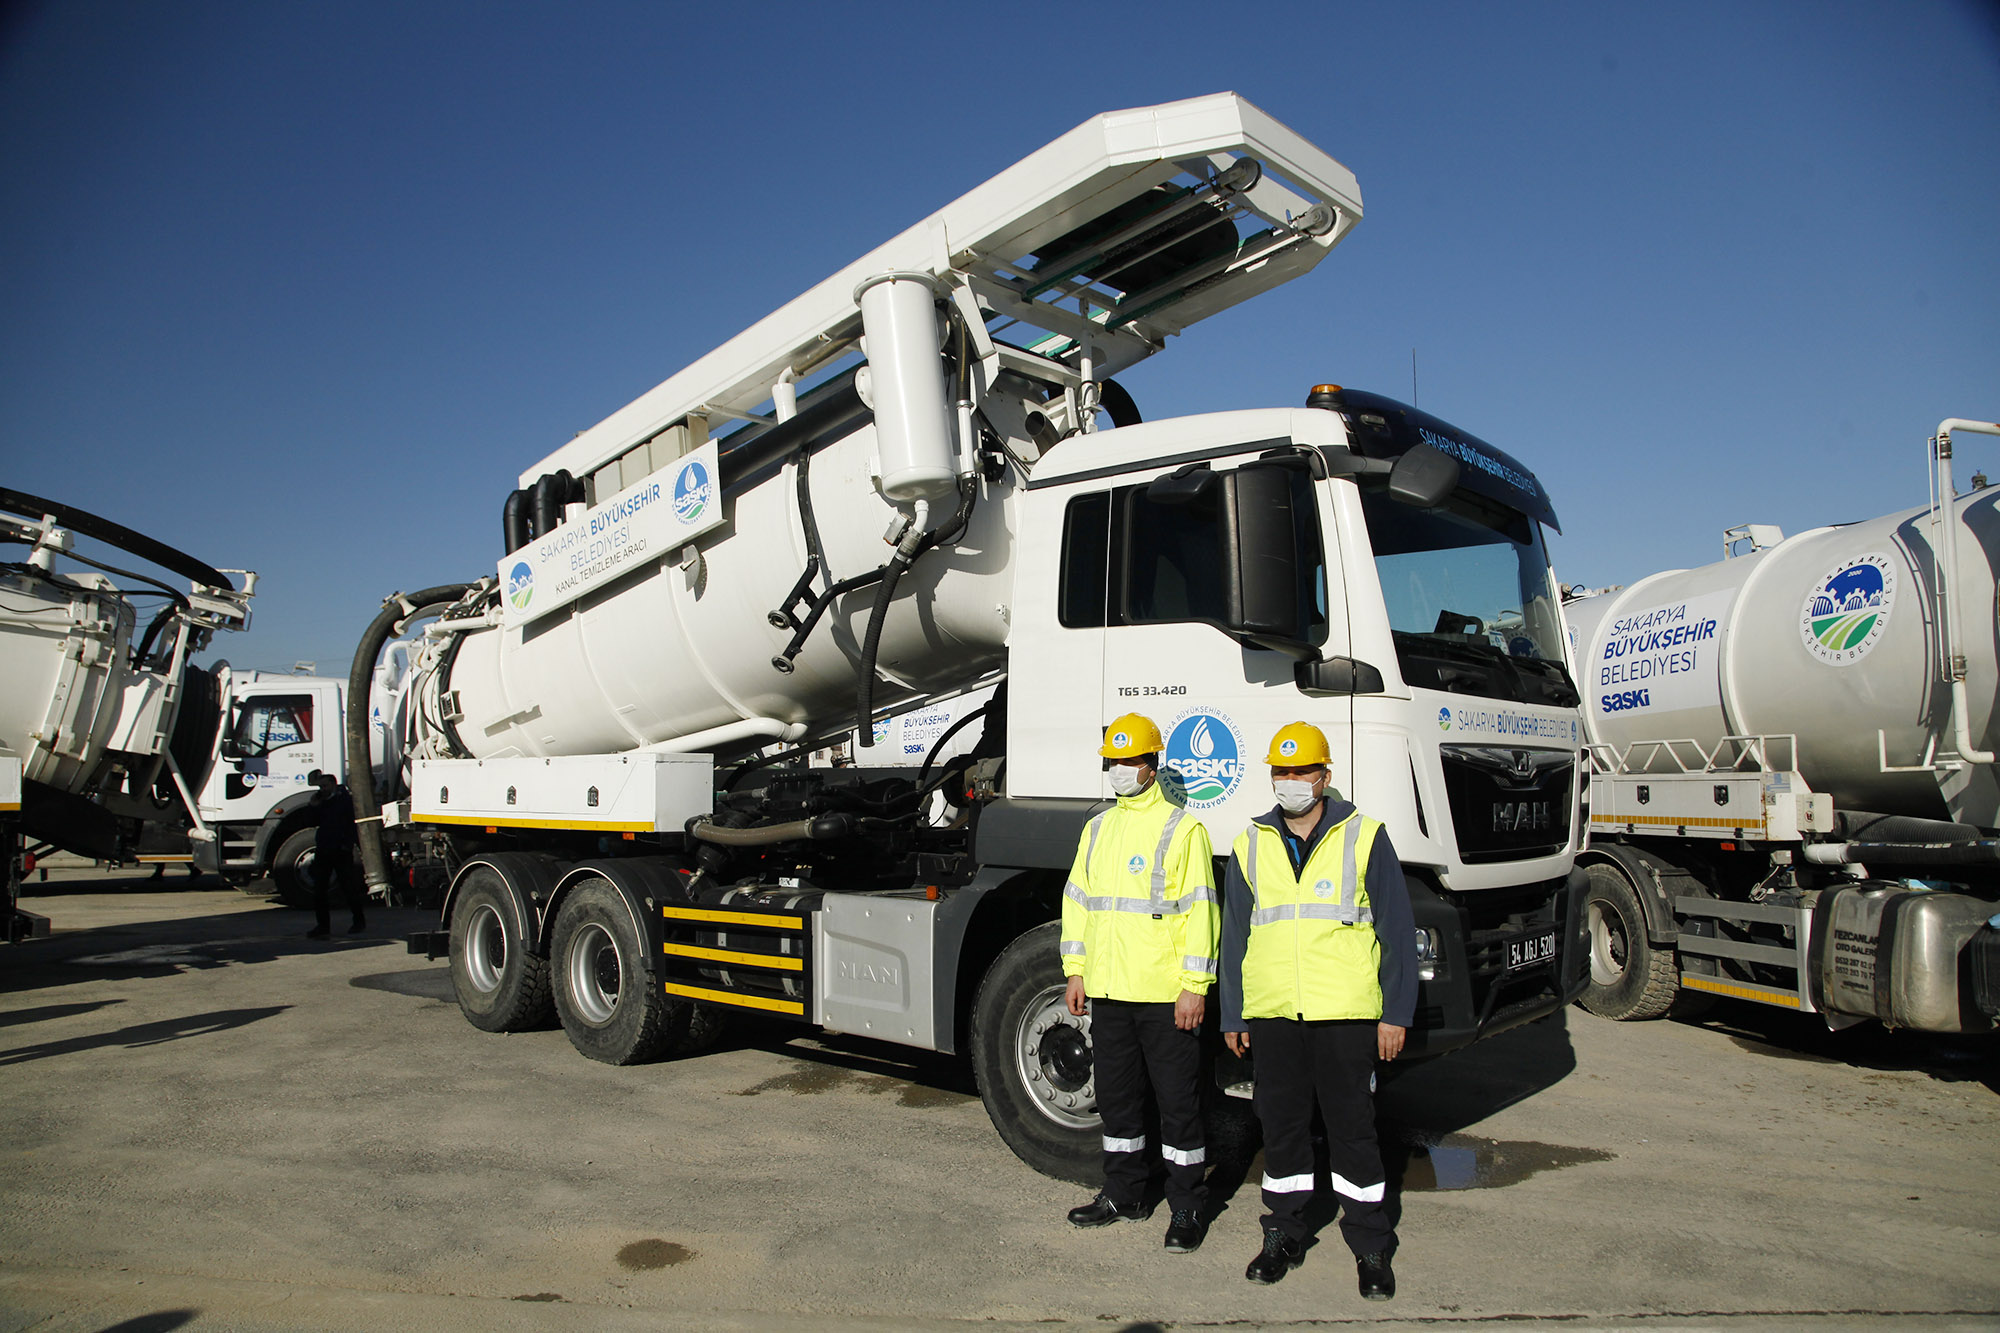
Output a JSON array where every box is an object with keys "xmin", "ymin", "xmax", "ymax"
[
  {"xmin": 1219, "ymin": 722, "xmax": 1416, "ymax": 1299},
  {"xmin": 1060, "ymin": 713, "xmax": 1219, "ymax": 1253}
]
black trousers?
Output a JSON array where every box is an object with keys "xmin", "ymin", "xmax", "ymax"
[
  {"xmin": 312, "ymin": 844, "xmax": 366, "ymax": 931},
  {"xmin": 1091, "ymin": 998, "xmax": 1206, "ymax": 1213},
  {"xmin": 1249, "ymin": 1016, "xmax": 1391, "ymax": 1256}
]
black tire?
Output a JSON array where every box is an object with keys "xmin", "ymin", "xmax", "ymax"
[
  {"xmin": 970, "ymin": 921, "xmax": 1099, "ymax": 1185},
  {"xmin": 550, "ymin": 878, "xmax": 677, "ymax": 1065},
  {"xmin": 1577, "ymin": 863, "xmax": 1678, "ymax": 1020},
  {"xmin": 269, "ymin": 828, "xmax": 318, "ymax": 908},
  {"xmin": 448, "ymin": 865, "xmax": 554, "ymax": 1032}
]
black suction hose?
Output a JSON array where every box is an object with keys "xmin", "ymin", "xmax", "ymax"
[
  {"xmin": 347, "ymin": 582, "xmax": 477, "ymax": 896},
  {"xmin": 854, "ymin": 476, "xmax": 977, "ymax": 745}
]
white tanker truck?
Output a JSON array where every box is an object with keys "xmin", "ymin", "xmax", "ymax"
[
  {"xmin": 373, "ymin": 94, "xmax": 1592, "ymax": 1180},
  {"xmin": 1567, "ymin": 418, "xmax": 2000, "ymax": 1036},
  {"xmin": 0, "ymin": 489, "xmax": 256, "ymax": 939}
]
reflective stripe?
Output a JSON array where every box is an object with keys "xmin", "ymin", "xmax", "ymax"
[
  {"xmin": 1059, "ymin": 942, "xmax": 1086, "ymax": 956},
  {"xmin": 1182, "ymin": 955, "xmax": 1217, "ymax": 973},
  {"xmin": 1261, "ymin": 1171, "xmax": 1314, "ymax": 1194},
  {"xmin": 1084, "ymin": 813, "xmax": 1105, "ymax": 868},
  {"xmin": 1103, "ymin": 1134, "xmax": 1146, "ymax": 1154},
  {"xmin": 1249, "ymin": 902, "xmax": 1373, "ymax": 926},
  {"xmin": 1341, "ymin": 812, "xmax": 1360, "ymax": 911},
  {"xmin": 1161, "ymin": 1143, "xmax": 1206, "ymax": 1167},
  {"xmin": 1150, "ymin": 808, "xmax": 1184, "ymax": 908},
  {"xmin": 1328, "ymin": 1170, "xmax": 1386, "ymax": 1203},
  {"xmin": 1064, "ymin": 880, "xmax": 1088, "ymax": 905},
  {"xmin": 1076, "ymin": 894, "xmax": 1191, "ymax": 915}
]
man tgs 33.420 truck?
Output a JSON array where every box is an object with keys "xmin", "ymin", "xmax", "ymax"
[{"xmin": 365, "ymin": 94, "xmax": 1591, "ymax": 1180}]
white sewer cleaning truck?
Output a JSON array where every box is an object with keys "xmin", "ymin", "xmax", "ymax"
[
  {"xmin": 1565, "ymin": 418, "xmax": 2000, "ymax": 1036},
  {"xmin": 0, "ymin": 489, "xmax": 256, "ymax": 939},
  {"xmin": 373, "ymin": 94, "xmax": 1591, "ymax": 1180}
]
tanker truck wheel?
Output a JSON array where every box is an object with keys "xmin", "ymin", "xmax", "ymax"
[
  {"xmin": 270, "ymin": 829, "xmax": 318, "ymax": 908},
  {"xmin": 448, "ymin": 866, "xmax": 554, "ymax": 1032},
  {"xmin": 1578, "ymin": 863, "xmax": 1678, "ymax": 1020},
  {"xmin": 970, "ymin": 921, "xmax": 1099, "ymax": 1186},
  {"xmin": 550, "ymin": 877, "xmax": 675, "ymax": 1065}
]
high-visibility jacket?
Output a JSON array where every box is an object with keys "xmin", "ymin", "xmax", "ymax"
[
  {"xmin": 1060, "ymin": 781, "xmax": 1218, "ymax": 1001},
  {"xmin": 1230, "ymin": 807, "xmax": 1384, "ymax": 1021}
]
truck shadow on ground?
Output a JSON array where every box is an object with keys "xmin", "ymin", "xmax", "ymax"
[
  {"xmin": 1169, "ymin": 1011, "xmax": 1588, "ymax": 1234},
  {"xmin": 717, "ymin": 1014, "xmax": 982, "ymax": 1102},
  {"xmin": 1, "ymin": 899, "xmax": 426, "ymax": 995},
  {"xmin": 0, "ymin": 1005, "xmax": 289, "ymax": 1066},
  {"xmin": 1672, "ymin": 997, "xmax": 1999, "ymax": 1094}
]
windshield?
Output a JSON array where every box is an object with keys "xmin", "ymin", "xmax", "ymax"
[{"xmin": 1359, "ymin": 487, "xmax": 1575, "ymax": 706}]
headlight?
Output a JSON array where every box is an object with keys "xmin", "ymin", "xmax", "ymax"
[{"xmin": 1414, "ymin": 926, "xmax": 1440, "ymax": 981}]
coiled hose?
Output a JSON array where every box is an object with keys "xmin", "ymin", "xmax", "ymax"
[{"xmin": 347, "ymin": 583, "xmax": 477, "ymax": 897}]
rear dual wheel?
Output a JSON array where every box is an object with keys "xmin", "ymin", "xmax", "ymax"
[
  {"xmin": 550, "ymin": 875, "xmax": 724, "ymax": 1064},
  {"xmin": 449, "ymin": 866, "xmax": 554, "ymax": 1032}
]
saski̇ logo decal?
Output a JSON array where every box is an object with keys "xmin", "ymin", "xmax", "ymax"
[
  {"xmin": 1162, "ymin": 709, "xmax": 1244, "ymax": 810},
  {"xmin": 674, "ymin": 459, "xmax": 713, "ymax": 524}
]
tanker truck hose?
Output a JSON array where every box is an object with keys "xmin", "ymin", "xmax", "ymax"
[
  {"xmin": 688, "ymin": 814, "xmax": 852, "ymax": 846},
  {"xmin": 854, "ymin": 476, "xmax": 979, "ymax": 746},
  {"xmin": 347, "ymin": 582, "xmax": 477, "ymax": 897},
  {"xmin": 1801, "ymin": 840, "xmax": 2000, "ymax": 869}
]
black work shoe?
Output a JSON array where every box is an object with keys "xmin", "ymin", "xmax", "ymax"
[
  {"xmin": 304, "ymin": 928, "xmax": 330, "ymax": 940},
  {"xmin": 1244, "ymin": 1228, "xmax": 1304, "ymax": 1284},
  {"xmin": 1356, "ymin": 1249, "xmax": 1396, "ymax": 1300},
  {"xmin": 1163, "ymin": 1208, "xmax": 1206, "ymax": 1253},
  {"xmin": 1066, "ymin": 1193, "xmax": 1152, "ymax": 1228}
]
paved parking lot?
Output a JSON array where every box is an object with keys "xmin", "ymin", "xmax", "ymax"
[{"xmin": 0, "ymin": 868, "xmax": 1995, "ymax": 1331}]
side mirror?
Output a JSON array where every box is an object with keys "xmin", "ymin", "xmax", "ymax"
[
  {"xmin": 1387, "ymin": 442, "xmax": 1459, "ymax": 509},
  {"xmin": 218, "ymin": 739, "xmax": 244, "ymax": 761},
  {"xmin": 1295, "ymin": 655, "xmax": 1386, "ymax": 697}
]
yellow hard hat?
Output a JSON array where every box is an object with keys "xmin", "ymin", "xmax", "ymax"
[
  {"xmin": 1264, "ymin": 721, "xmax": 1330, "ymax": 766},
  {"xmin": 1099, "ymin": 713, "xmax": 1164, "ymax": 759}
]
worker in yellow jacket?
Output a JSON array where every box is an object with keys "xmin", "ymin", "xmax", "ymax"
[
  {"xmin": 1220, "ymin": 722, "xmax": 1417, "ymax": 1299},
  {"xmin": 1060, "ymin": 713, "xmax": 1219, "ymax": 1253}
]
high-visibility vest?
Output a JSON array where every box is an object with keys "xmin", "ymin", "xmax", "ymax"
[
  {"xmin": 1231, "ymin": 809, "xmax": 1383, "ymax": 1021},
  {"xmin": 1059, "ymin": 781, "xmax": 1218, "ymax": 1002}
]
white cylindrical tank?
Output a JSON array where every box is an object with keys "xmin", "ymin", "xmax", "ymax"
[
  {"xmin": 1566, "ymin": 487, "xmax": 2000, "ymax": 824},
  {"xmin": 0, "ymin": 568, "xmax": 139, "ymax": 795},
  {"xmin": 430, "ymin": 406, "xmax": 1016, "ymax": 763},
  {"xmin": 855, "ymin": 272, "xmax": 958, "ymax": 502}
]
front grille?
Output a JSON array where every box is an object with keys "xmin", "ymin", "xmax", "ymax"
[{"xmin": 1439, "ymin": 745, "xmax": 1573, "ymax": 863}]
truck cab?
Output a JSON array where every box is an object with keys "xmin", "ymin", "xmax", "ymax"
[
  {"xmin": 191, "ymin": 670, "xmax": 345, "ymax": 895},
  {"xmin": 1004, "ymin": 393, "xmax": 1586, "ymax": 1061}
]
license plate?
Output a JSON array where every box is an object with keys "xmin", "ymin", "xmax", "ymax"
[{"xmin": 1505, "ymin": 928, "xmax": 1558, "ymax": 971}]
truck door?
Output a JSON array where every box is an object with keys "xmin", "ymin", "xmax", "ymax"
[
  {"xmin": 1094, "ymin": 458, "xmax": 1354, "ymax": 831},
  {"xmin": 211, "ymin": 685, "xmax": 335, "ymax": 823}
]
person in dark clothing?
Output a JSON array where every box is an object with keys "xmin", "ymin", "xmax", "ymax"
[
  {"xmin": 1218, "ymin": 722, "xmax": 1417, "ymax": 1299},
  {"xmin": 304, "ymin": 769, "xmax": 365, "ymax": 939}
]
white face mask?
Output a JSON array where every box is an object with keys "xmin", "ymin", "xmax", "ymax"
[
  {"xmin": 1274, "ymin": 778, "xmax": 1320, "ymax": 815},
  {"xmin": 1108, "ymin": 765, "xmax": 1149, "ymax": 797}
]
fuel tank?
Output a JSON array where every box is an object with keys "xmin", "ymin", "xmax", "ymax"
[{"xmin": 1566, "ymin": 487, "xmax": 2000, "ymax": 827}]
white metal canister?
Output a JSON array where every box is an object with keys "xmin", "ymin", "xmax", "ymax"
[{"xmin": 1567, "ymin": 487, "xmax": 2000, "ymax": 822}]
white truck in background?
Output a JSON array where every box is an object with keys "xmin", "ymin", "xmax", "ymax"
[
  {"xmin": 369, "ymin": 94, "xmax": 1591, "ymax": 1180},
  {"xmin": 1566, "ymin": 418, "xmax": 2000, "ymax": 1036},
  {"xmin": 184, "ymin": 642, "xmax": 444, "ymax": 904},
  {"xmin": 0, "ymin": 488, "xmax": 255, "ymax": 938}
]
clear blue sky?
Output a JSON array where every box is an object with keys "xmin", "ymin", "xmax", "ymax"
[{"xmin": 4, "ymin": 1, "xmax": 1996, "ymax": 677}]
